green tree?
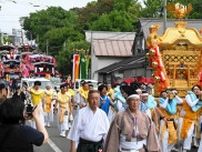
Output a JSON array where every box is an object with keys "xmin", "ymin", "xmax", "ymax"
[
  {"xmin": 22, "ymin": 7, "xmax": 79, "ymax": 53},
  {"xmin": 66, "ymin": 40, "xmax": 90, "ymax": 51},
  {"xmin": 40, "ymin": 27, "xmax": 84, "ymax": 55},
  {"xmin": 3, "ymin": 36, "xmax": 12, "ymax": 45},
  {"xmin": 56, "ymin": 49, "xmax": 71, "ymax": 75},
  {"xmin": 90, "ymin": 10, "xmax": 135, "ymax": 31},
  {"xmin": 142, "ymin": 0, "xmax": 163, "ymax": 18},
  {"xmin": 88, "ymin": 0, "xmax": 141, "ymax": 32},
  {"xmin": 76, "ymin": 1, "xmax": 99, "ymax": 30}
]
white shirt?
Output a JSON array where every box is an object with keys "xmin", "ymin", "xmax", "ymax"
[
  {"xmin": 159, "ymin": 96, "xmax": 183, "ymax": 109},
  {"xmin": 67, "ymin": 106, "xmax": 110, "ymax": 142},
  {"xmin": 185, "ymin": 94, "xmax": 199, "ymax": 107}
]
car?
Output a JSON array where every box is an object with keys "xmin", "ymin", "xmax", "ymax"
[
  {"xmin": 20, "ymin": 77, "xmax": 52, "ymax": 90},
  {"xmin": 50, "ymin": 77, "xmax": 61, "ymax": 90},
  {"xmin": 73, "ymin": 79, "xmax": 98, "ymax": 90}
]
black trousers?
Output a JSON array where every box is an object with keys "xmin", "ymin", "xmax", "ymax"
[{"xmin": 77, "ymin": 138, "xmax": 103, "ymax": 152}]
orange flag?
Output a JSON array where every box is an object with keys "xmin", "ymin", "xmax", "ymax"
[{"xmin": 72, "ymin": 54, "xmax": 80, "ymax": 82}]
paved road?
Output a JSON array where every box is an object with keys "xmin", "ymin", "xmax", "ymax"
[{"xmin": 34, "ymin": 115, "xmax": 70, "ymax": 152}]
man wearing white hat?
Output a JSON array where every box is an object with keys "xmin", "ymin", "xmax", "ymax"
[
  {"xmin": 104, "ymin": 92, "xmax": 160, "ymax": 152},
  {"xmin": 140, "ymin": 90, "xmax": 157, "ymax": 119}
]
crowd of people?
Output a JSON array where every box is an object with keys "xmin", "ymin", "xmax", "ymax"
[{"xmin": 1, "ymin": 79, "xmax": 202, "ymax": 152}]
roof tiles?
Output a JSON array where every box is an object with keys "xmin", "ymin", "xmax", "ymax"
[{"xmin": 93, "ymin": 39, "xmax": 133, "ymax": 57}]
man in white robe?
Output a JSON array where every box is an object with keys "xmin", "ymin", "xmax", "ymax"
[{"xmin": 67, "ymin": 90, "xmax": 110, "ymax": 152}]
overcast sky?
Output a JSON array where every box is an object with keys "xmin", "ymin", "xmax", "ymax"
[
  {"xmin": 0, "ymin": 0, "xmax": 95, "ymax": 34},
  {"xmin": 0, "ymin": 0, "xmax": 144, "ymax": 34}
]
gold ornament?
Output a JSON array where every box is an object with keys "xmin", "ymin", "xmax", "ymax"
[
  {"xmin": 154, "ymin": 76, "xmax": 160, "ymax": 81},
  {"xmin": 166, "ymin": 3, "xmax": 192, "ymax": 19},
  {"xmin": 149, "ymin": 49, "xmax": 156, "ymax": 55},
  {"xmin": 146, "ymin": 53, "xmax": 150, "ymax": 58},
  {"xmin": 152, "ymin": 62, "xmax": 158, "ymax": 68}
]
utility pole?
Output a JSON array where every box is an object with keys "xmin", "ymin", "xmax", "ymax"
[
  {"xmin": 21, "ymin": 30, "xmax": 24, "ymax": 45},
  {"xmin": 30, "ymin": 32, "xmax": 33, "ymax": 46},
  {"xmin": 163, "ymin": 0, "xmax": 167, "ymax": 32},
  {"xmin": 36, "ymin": 34, "xmax": 39, "ymax": 50},
  {"xmin": 46, "ymin": 39, "xmax": 49, "ymax": 55}
]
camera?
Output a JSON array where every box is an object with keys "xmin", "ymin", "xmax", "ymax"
[
  {"xmin": 25, "ymin": 103, "xmax": 34, "ymax": 118},
  {"xmin": 26, "ymin": 104, "xmax": 33, "ymax": 114}
]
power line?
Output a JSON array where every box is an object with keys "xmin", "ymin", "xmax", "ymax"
[{"xmin": 0, "ymin": 0, "xmax": 48, "ymax": 8}]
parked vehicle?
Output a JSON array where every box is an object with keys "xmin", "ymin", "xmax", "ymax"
[
  {"xmin": 73, "ymin": 79, "xmax": 98, "ymax": 90},
  {"xmin": 20, "ymin": 78, "xmax": 52, "ymax": 90},
  {"xmin": 50, "ymin": 77, "xmax": 61, "ymax": 90}
]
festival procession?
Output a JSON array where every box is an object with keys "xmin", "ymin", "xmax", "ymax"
[{"xmin": 1, "ymin": 0, "xmax": 202, "ymax": 152}]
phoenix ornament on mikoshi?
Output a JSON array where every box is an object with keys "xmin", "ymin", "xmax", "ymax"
[
  {"xmin": 146, "ymin": 24, "xmax": 170, "ymax": 94},
  {"xmin": 166, "ymin": 3, "xmax": 192, "ymax": 19}
]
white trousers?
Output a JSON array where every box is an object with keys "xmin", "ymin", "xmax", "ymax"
[
  {"xmin": 160, "ymin": 120, "xmax": 175, "ymax": 152},
  {"xmin": 198, "ymin": 134, "xmax": 202, "ymax": 152},
  {"xmin": 44, "ymin": 112, "xmax": 53, "ymax": 125},
  {"xmin": 58, "ymin": 114, "xmax": 70, "ymax": 133}
]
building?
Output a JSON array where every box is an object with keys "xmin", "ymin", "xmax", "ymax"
[
  {"xmin": 85, "ymin": 31, "xmax": 135, "ymax": 81},
  {"xmin": 12, "ymin": 29, "xmax": 23, "ymax": 46},
  {"xmin": 97, "ymin": 56, "xmax": 153, "ymax": 83}
]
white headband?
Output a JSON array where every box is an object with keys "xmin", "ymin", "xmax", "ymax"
[
  {"xmin": 136, "ymin": 89, "xmax": 142, "ymax": 93},
  {"xmin": 141, "ymin": 93, "xmax": 149, "ymax": 96},
  {"xmin": 127, "ymin": 94, "xmax": 140, "ymax": 100}
]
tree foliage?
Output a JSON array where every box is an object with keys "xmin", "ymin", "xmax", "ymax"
[
  {"xmin": 90, "ymin": 10, "xmax": 135, "ymax": 31},
  {"xmin": 22, "ymin": 7, "xmax": 80, "ymax": 52},
  {"xmin": 142, "ymin": 0, "xmax": 163, "ymax": 18}
]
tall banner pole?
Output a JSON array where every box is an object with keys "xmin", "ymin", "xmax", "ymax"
[
  {"xmin": 72, "ymin": 54, "xmax": 75, "ymax": 83},
  {"xmin": 72, "ymin": 54, "xmax": 80, "ymax": 83}
]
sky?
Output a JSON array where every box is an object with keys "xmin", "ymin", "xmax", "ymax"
[{"xmin": 0, "ymin": 0, "xmax": 95, "ymax": 34}]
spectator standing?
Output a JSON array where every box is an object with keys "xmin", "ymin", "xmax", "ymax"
[{"xmin": 0, "ymin": 98, "xmax": 48, "ymax": 152}]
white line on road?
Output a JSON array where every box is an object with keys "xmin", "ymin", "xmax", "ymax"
[{"xmin": 48, "ymin": 138, "xmax": 63, "ymax": 152}]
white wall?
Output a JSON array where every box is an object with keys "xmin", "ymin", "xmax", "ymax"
[{"xmin": 91, "ymin": 55, "xmax": 125, "ymax": 81}]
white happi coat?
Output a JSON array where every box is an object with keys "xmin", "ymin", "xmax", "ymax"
[{"xmin": 67, "ymin": 106, "xmax": 110, "ymax": 142}]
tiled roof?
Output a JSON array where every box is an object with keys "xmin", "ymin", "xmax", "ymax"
[
  {"xmin": 92, "ymin": 39, "xmax": 133, "ymax": 57},
  {"xmin": 85, "ymin": 31, "xmax": 135, "ymax": 57},
  {"xmin": 140, "ymin": 18, "xmax": 202, "ymax": 38}
]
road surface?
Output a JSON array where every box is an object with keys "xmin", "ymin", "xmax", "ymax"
[{"xmin": 34, "ymin": 115, "xmax": 70, "ymax": 152}]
